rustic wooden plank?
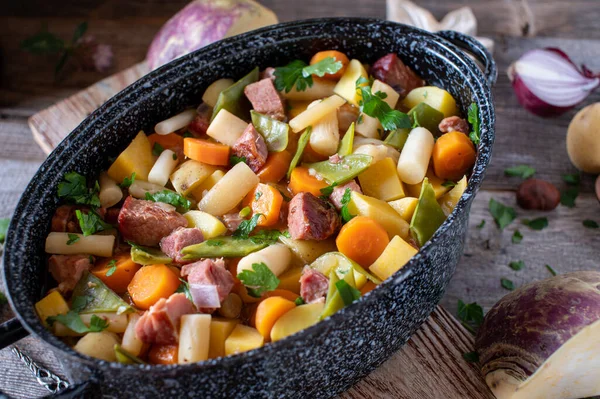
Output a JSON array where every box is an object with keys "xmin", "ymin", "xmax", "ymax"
[
  {"xmin": 28, "ymin": 62, "xmax": 148, "ymax": 153},
  {"xmin": 343, "ymin": 307, "xmax": 492, "ymax": 399},
  {"xmin": 0, "ymin": 119, "xmax": 46, "ymax": 161},
  {"xmin": 441, "ymin": 190, "xmax": 600, "ymax": 315}
]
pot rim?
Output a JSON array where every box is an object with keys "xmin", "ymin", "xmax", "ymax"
[{"xmin": 3, "ymin": 17, "xmax": 495, "ymax": 372}]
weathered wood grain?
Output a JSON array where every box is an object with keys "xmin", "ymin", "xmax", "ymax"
[{"xmin": 442, "ymin": 190, "xmax": 600, "ymax": 315}]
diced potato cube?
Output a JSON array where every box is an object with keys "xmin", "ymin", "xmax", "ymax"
[
  {"xmin": 225, "ymin": 324, "xmax": 264, "ymax": 356},
  {"xmin": 388, "ymin": 197, "xmax": 419, "ymax": 222},
  {"xmin": 346, "ymin": 191, "xmax": 409, "ymax": 239},
  {"xmin": 170, "ymin": 160, "xmax": 216, "ymax": 196},
  {"xmin": 108, "ymin": 131, "xmax": 154, "ymax": 182},
  {"xmin": 402, "ymin": 86, "xmax": 458, "ymax": 118},
  {"xmin": 438, "ymin": 175, "xmax": 467, "ymax": 216},
  {"xmin": 278, "ymin": 236, "xmax": 337, "ymax": 266},
  {"xmin": 405, "ymin": 169, "xmax": 451, "ymax": 199},
  {"xmin": 277, "ymin": 267, "xmax": 302, "ymax": 294},
  {"xmin": 35, "ymin": 291, "xmax": 69, "ymax": 327},
  {"xmin": 270, "ymin": 302, "xmax": 324, "ymax": 342},
  {"xmin": 179, "ymin": 314, "xmax": 211, "ymax": 364},
  {"xmin": 369, "ymin": 236, "xmax": 418, "ymax": 281},
  {"xmin": 333, "ymin": 60, "xmax": 368, "ymax": 106},
  {"xmin": 208, "ymin": 318, "xmax": 239, "ymax": 359},
  {"xmin": 183, "ymin": 210, "xmax": 227, "ymax": 239},
  {"xmin": 358, "ymin": 157, "xmax": 406, "ymax": 201},
  {"xmin": 74, "ymin": 332, "xmax": 120, "ymax": 362},
  {"xmin": 191, "ymin": 170, "xmax": 226, "ymax": 201},
  {"xmin": 207, "ymin": 109, "xmax": 248, "ymax": 146}
]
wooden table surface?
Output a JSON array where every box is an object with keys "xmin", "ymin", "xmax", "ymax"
[{"xmin": 1, "ymin": 0, "xmax": 599, "ymax": 397}]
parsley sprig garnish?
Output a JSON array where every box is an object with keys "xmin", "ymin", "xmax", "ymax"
[
  {"xmin": 57, "ymin": 171, "xmax": 101, "ymax": 207},
  {"xmin": 274, "ymin": 57, "xmax": 343, "ymax": 93},
  {"xmin": 145, "ymin": 190, "xmax": 191, "ymax": 213},
  {"xmin": 340, "ymin": 188, "xmax": 355, "ymax": 223},
  {"xmin": 76, "ymin": 209, "xmax": 112, "ymax": 236},
  {"xmin": 457, "ymin": 299, "xmax": 484, "ymax": 334},
  {"xmin": 46, "ymin": 295, "xmax": 109, "ymax": 334},
  {"xmin": 232, "ymin": 213, "xmax": 263, "ymax": 239},
  {"xmin": 237, "ymin": 262, "xmax": 280, "ymax": 297},
  {"xmin": 467, "ymin": 103, "xmax": 480, "ymax": 146},
  {"xmin": 488, "ymin": 198, "xmax": 516, "ymax": 229},
  {"xmin": 356, "ymin": 77, "xmax": 411, "ymax": 131}
]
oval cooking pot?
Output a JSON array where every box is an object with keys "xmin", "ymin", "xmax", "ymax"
[{"xmin": 1, "ymin": 18, "xmax": 495, "ymax": 399}]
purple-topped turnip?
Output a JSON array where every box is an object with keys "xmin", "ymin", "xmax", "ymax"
[
  {"xmin": 147, "ymin": 0, "xmax": 278, "ymax": 70},
  {"xmin": 475, "ymin": 271, "xmax": 600, "ymax": 399}
]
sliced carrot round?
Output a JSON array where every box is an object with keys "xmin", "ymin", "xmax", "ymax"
[
  {"xmin": 91, "ymin": 254, "xmax": 141, "ymax": 294},
  {"xmin": 336, "ymin": 216, "xmax": 390, "ymax": 267},
  {"xmin": 148, "ymin": 344, "xmax": 178, "ymax": 365},
  {"xmin": 288, "ymin": 167, "xmax": 328, "ymax": 197},
  {"xmin": 242, "ymin": 183, "xmax": 284, "ymax": 226},
  {"xmin": 257, "ymin": 151, "xmax": 293, "ymax": 183},
  {"xmin": 254, "ymin": 296, "xmax": 296, "ymax": 339},
  {"xmin": 432, "ymin": 131, "xmax": 476, "ymax": 181},
  {"xmin": 127, "ymin": 264, "xmax": 180, "ymax": 310}
]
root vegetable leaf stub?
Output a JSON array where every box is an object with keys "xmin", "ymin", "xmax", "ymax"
[
  {"xmin": 545, "ymin": 264, "xmax": 557, "ymax": 276},
  {"xmin": 457, "ymin": 300, "xmax": 484, "ymax": 334},
  {"xmin": 522, "ymin": 217, "xmax": 548, "ymax": 230},
  {"xmin": 237, "ymin": 262, "xmax": 279, "ymax": 298},
  {"xmin": 512, "ymin": 230, "xmax": 523, "ymax": 244},
  {"xmin": 583, "ymin": 219, "xmax": 599, "ymax": 229},
  {"xmin": 501, "ymin": 278, "xmax": 515, "ymax": 291},
  {"xmin": 509, "ymin": 260, "xmax": 525, "ymax": 271},
  {"xmin": 489, "ymin": 198, "xmax": 516, "ymax": 229},
  {"xmin": 504, "ymin": 165, "xmax": 535, "ymax": 179}
]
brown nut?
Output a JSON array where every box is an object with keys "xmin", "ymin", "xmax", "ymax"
[{"xmin": 516, "ymin": 178, "xmax": 560, "ymax": 211}]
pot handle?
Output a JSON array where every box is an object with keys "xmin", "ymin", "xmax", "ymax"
[
  {"xmin": 0, "ymin": 318, "xmax": 29, "ymax": 349},
  {"xmin": 435, "ymin": 30, "xmax": 497, "ymax": 86}
]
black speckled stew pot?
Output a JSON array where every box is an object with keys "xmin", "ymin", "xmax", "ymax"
[{"xmin": 1, "ymin": 18, "xmax": 495, "ymax": 399}]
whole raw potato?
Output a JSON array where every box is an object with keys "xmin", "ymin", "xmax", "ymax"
[
  {"xmin": 147, "ymin": 0, "xmax": 278, "ymax": 70},
  {"xmin": 566, "ymin": 103, "xmax": 600, "ymax": 173},
  {"xmin": 475, "ymin": 271, "xmax": 600, "ymax": 399}
]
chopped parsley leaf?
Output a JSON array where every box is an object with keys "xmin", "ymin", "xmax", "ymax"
[
  {"xmin": 560, "ymin": 187, "xmax": 579, "ymax": 208},
  {"xmin": 66, "ymin": 233, "xmax": 80, "ymax": 245},
  {"xmin": 511, "ymin": 230, "xmax": 523, "ymax": 244},
  {"xmin": 335, "ymin": 280, "xmax": 361, "ymax": 306},
  {"xmin": 522, "ymin": 217, "xmax": 548, "ymax": 230},
  {"xmin": 76, "ymin": 209, "xmax": 112, "ymax": 236},
  {"xmin": 457, "ymin": 300, "xmax": 484, "ymax": 334},
  {"xmin": 120, "ymin": 172, "xmax": 136, "ymax": 188},
  {"xmin": 504, "ymin": 165, "xmax": 535, "ymax": 179},
  {"xmin": 233, "ymin": 213, "xmax": 263, "ymax": 239},
  {"xmin": 562, "ymin": 173, "xmax": 580, "ymax": 185},
  {"xmin": 274, "ymin": 57, "xmax": 343, "ymax": 93},
  {"xmin": 145, "ymin": 190, "xmax": 191, "ymax": 213},
  {"xmin": 488, "ymin": 198, "xmax": 516, "ymax": 229},
  {"xmin": 545, "ymin": 264, "xmax": 557, "ymax": 276},
  {"xmin": 501, "ymin": 278, "xmax": 515, "ymax": 291},
  {"xmin": 57, "ymin": 171, "xmax": 101, "ymax": 207},
  {"xmin": 340, "ymin": 188, "xmax": 355, "ymax": 223},
  {"xmin": 476, "ymin": 220, "xmax": 485, "ymax": 229},
  {"xmin": 152, "ymin": 142, "xmax": 164, "ymax": 156},
  {"xmin": 0, "ymin": 218, "xmax": 9, "ymax": 244},
  {"xmin": 583, "ymin": 219, "xmax": 599, "ymax": 229},
  {"xmin": 230, "ymin": 155, "xmax": 247, "ymax": 166},
  {"xmin": 105, "ymin": 260, "xmax": 117, "ymax": 277},
  {"xmin": 467, "ymin": 103, "xmax": 480, "ymax": 146},
  {"xmin": 509, "ymin": 260, "xmax": 525, "ymax": 271},
  {"xmin": 356, "ymin": 77, "xmax": 411, "ymax": 131},
  {"xmin": 237, "ymin": 262, "xmax": 280, "ymax": 297},
  {"xmin": 441, "ymin": 180, "xmax": 456, "ymax": 188}
]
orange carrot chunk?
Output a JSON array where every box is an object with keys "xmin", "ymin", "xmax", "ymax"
[
  {"xmin": 257, "ymin": 151, "xmax": 293, "ymax": 183},
  {"xmin": 432, "ymin": 131, "xmax": 476, "ymax": 181},
  {"xmin": 254, "ymin": 296, "xmax": 296, "ymax": 339},
  {"xmin": 148, "ymin": 344, "xmax": 178, "ymax": 365},
  {"xmin": 148, "ymin": 133, "xmax": 185, "ymax": 159},
  {"xmin": 242, "ymin": 183, "xmax": 284, "ymax": 227},
  {"xmin": 288, "ymin": 167, "xmax": 328, "ymax": 197},
  {"xmin": 91, "ymin": 254, "xmax": 141, "ymax": 294},
  {"xmin": 336, "ymin": 216, "xmax": 390, "ymax": 268},
  {"xmin": 183, "ymin": 138, "xmax": 230, "ymax": 166},
  {"xmin": 309, "ymin": 50, "xmax": 350, "ymax": 80},
  {"xmin": 127, "ymin": 264, "xmax": 180, "ymax": 310},
  {"xmin": 259, "ymin": 289, "xmax": 300, "ymax": 303}
]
